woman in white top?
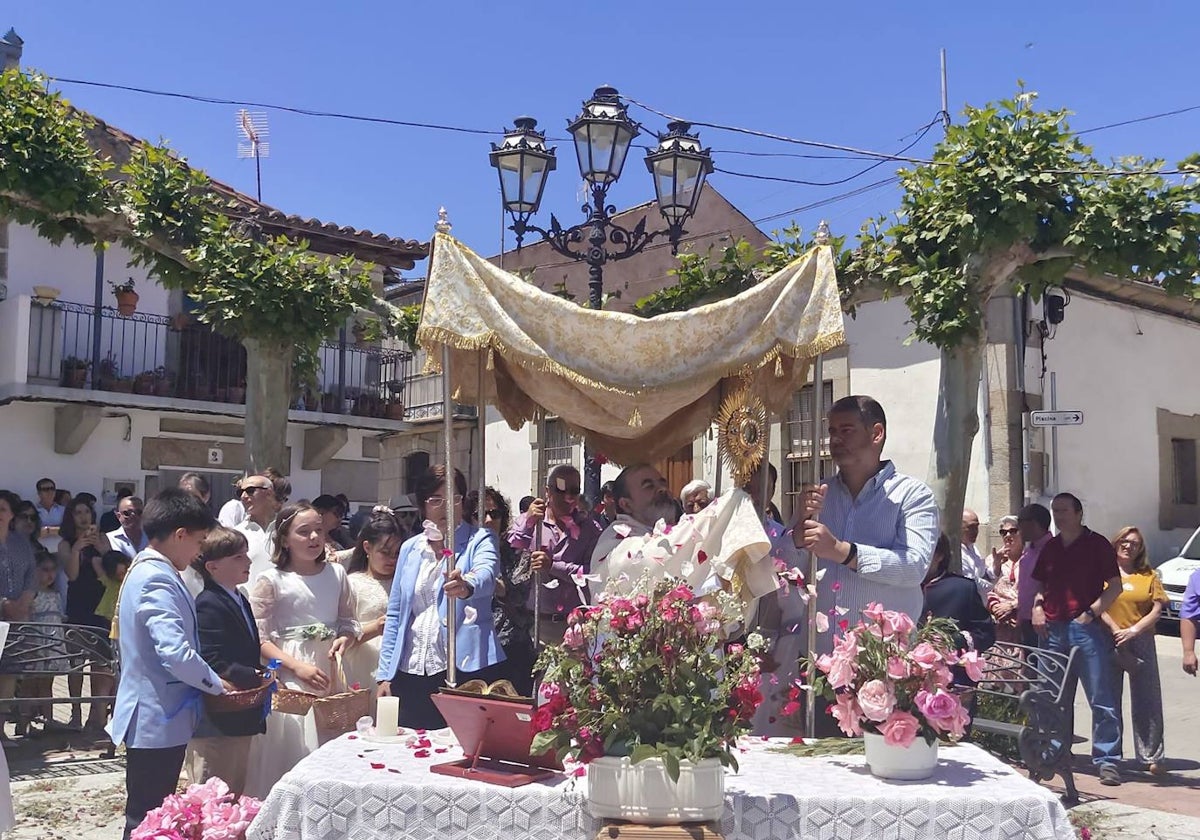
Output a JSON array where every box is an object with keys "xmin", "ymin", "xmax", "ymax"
[
  {"xmin": 342, "ymin": 509, "xmax": 401, "ymax": 694},
  {"xmin": 246, "ymin": 503, "xmax": 357, "ymax": 798}
]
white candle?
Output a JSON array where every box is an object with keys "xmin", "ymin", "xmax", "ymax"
[{"xmin": 376, "ymin": 696, "xmax": 400, "ymax": 737}]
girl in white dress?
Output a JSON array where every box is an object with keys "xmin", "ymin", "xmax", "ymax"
[
  {"xmin": 342, "ymin": 509, "xmax": 401, "ymax": 694},
  {"xmin": 246, "ymin": 503, "xmax": 358, "ymax": 798}
]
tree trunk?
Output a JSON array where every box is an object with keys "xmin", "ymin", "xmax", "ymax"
[
  {"xmin": 243, "ymin": 337, "xmax": 293, "ymax": 474},
  {"xmin": 926, "ymin": 326, "xmax": 986, "ymax": 575}
]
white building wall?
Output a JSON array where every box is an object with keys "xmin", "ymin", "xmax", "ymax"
[
  {"xmin": 8, "ymin": 224, "xmax": 171, "ymax": 315},
  {"xmin": 1036, "ymin": 292, "xmax": 1200, "ymax": 562},
  {"xmin": 844, "ymin": 296, "xmax": 992, "ymax": 530}
]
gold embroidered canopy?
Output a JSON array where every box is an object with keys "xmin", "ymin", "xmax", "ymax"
[{"xmin": 417, "ymin": 233, "xmax": 846, "ymax": 464}]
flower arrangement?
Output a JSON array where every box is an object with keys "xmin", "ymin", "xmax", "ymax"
[
  {"xmin": 132, "ymin": 777, "xmax": 261, "ymax": 840},
  {"xmin": 293, "ymin": 623, "xmax": 335, "ymax": 641},
  {"xmin": 531, "ymin": 576, "xmax": 766, "ymax": 780},
  {"xmin": 110, "ymin": 276, "xmax": 137, "ymax": 294},
  {"xmin": 803, "ymin": 604, "xmax": 981, "ymax": 746}
]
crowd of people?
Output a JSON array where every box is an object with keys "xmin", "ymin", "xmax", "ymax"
[{"xmin": 0, "ymin": 393, "xmax": 1196, "ymax": 836}]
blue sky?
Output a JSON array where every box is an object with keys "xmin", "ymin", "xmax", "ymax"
[{"xmin": 7, "ymin": 2, "xmax": 1200, "ymax": 275}]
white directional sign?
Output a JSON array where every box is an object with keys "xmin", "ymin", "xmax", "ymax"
[{"xmin": 1030, "ymin": 410, "xmax": 1083, "ymax": 428}]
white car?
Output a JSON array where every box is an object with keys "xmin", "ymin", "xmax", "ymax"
[{"xmin": 1156, "ymin": 530, "xmax": 1200, "ymax": 624}]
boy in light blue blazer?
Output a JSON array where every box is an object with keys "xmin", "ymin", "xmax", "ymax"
[{"xmin": 107, "ymin": 488, "xmax": 226, "ymax": 840}]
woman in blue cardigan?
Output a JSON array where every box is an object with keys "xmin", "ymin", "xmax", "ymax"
[{"xmin": 376, "ymin": 465, "xmax": 506, "ymax": 729}]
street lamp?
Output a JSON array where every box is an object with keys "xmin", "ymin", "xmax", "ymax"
[{"xmin": 490, "ymin": 86, "xmax": 714, "ymax": 499}]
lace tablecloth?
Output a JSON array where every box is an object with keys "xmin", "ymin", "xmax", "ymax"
[{"xmin": 247, "ymin": 735, "xmax": 1075, "ymax": 840}]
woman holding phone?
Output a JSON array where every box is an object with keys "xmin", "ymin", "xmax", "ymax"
[{"xmin": 59, "ymin": 496, "xmax": 112, "ymax": 731}]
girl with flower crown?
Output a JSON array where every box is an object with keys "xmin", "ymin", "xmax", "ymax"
[{"xmin": 245, "ymin": 502, "xmax": 358, "ymax": 798}]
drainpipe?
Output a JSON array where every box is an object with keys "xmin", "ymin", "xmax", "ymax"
[{"xmin": 1015, "ymin": 292, "xmax": 1031, "ymax": 504}]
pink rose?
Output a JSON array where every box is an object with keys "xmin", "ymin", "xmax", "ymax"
[
  {"xmin": 959, "ymin": 649, "xmax": 985, "ymax": 683},
  {"xmin": 862, "ymin": 602, "xmax": 885, "ymax": 623},
  {"xmin": 825, "ymin": 654, "xmax": 856, "ymax": 690},
  {"xmin": 856, "ymin": 679, "xmax": 897, "ymax": 722},
  {"xmin": 879, "ymin": 709, "xmax": 921, "ymax": 748},
  {"xmin": 917, "ymin": 689, "xmax": 969, "ymax": 738},
  {"xmin": 562, "ymin": 623, "xmax": 585, "ymax": 649},
  {"xmin": 883, "ymin": 610, "xmax": 915, "ymax": 638},
  {"xmin": 886, "ymin": 656, "xmax": 909, "ymax": 680},
  {"xmin": 910, "ymin": 642, "xmax": 942, "ymax": 671},
  {"xmin": 831, "ymin": 692, "xmax": 864, "ymax": 736}
]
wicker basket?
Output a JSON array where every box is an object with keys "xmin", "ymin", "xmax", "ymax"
[
  {"xmin": 273, "ymin": 686, "xmax": 319, "ymax": 716},
  {"xmin": 205, "ymin": 674, "xmax": 275, "ymax": 715},
  {"xmin": 311, "ymin": 655, "xmax": 371, "ymax": 742}
]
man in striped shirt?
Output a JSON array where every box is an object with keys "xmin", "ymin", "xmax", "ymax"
[{"xmin": 797, "ymin": 395, "xmax": 940, "ymax": 651}]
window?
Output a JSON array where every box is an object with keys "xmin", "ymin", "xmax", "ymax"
[
  {"xmin": 784, "ymin": 381, "xmax": 834, "ymax": 522},
  {"xmin": 542, "ymin": 417, "xmax": 576, "ymax": 471},
  {"xmin": 1173, "ymin": 438, "xmax": 1198, "ymax": 505},
  {"xmin": 404, "ymin": 451, "xmax": 430, "ymax": 494}
]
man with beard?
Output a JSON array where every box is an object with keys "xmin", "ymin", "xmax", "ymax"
[
  {"xmin": 798, "ymin": 395, "xmax": 940, "ymax": 644},
  {"xmin": 591, "ymin": 463, "xmax": 687, "ymax": 596}
]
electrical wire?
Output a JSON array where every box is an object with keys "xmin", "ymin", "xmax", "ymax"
[{"xmin": 1076, "ymin": 104, "xmax": 1200, "ymax": 135}]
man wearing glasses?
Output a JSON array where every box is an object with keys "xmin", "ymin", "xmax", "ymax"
[
  {"xmin": 34, "ymin": 478, "xmax": 65, "ymax": 527},
  {"xmin": 107, "ymin": 496, "xmax": 149, "ymax": 560},
  {"xmin": 234, "ymin": 473, "xmax": 285, "ymax": 588}
]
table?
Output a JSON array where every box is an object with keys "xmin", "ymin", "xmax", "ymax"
[{"xmin": 247, "ymin": 735, "xmax": 1075, "ymax": 840}]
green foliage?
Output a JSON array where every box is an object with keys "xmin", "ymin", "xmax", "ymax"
[
  {"xmin": 530, "ymin": 577, "xmax": 767, "ymax": 779},
  {"xmin": 0, "ymin": 67, "xmax": 380, "ymax": 355},
  {"xmin": 859, "ymin": 86, "xmax": 1200, "ymax": 348},
  {"xmin": 632, "ymin": 223, "xmax": 875, "ymax": 319}
]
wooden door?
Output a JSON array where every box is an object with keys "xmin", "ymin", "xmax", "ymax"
[{"xmin": 654, "ymin": 443, "xmax": 695, "ymax": 499}]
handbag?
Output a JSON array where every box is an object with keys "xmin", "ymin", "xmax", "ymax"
[{"xmin": 311, "ymin": 653, "xmax": 372, "ymax": 743}]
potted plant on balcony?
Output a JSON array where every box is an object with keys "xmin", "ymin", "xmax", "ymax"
[
  {"xmin": 153, "ymin": 366, "xmax": 174, "ymax": 397},
  {"xmin": 532, "ymin": 576, "xmax": 767, "ymax": 824},
  {"xmin": 133, "ymin": 370, "xmax": 156, "ymax": 396},
  {"xmin": 61, "ymin": 356, "xmax": 89, "ymax": 388},
  {"xmin": 110, "ymin": 277, "xmax": 139, "ymax": 316},
  {"xmin": 96, "ymin": 352, "xmax": 120, "ymax": 390}
]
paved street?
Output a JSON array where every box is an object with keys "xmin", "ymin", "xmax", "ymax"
[{"xmin": 6, "ymin": 631, "xmax": 1198, "ymax": 839}]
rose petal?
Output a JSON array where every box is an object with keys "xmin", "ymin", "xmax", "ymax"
[
  {"xmin": 462, "ymin": 606, "xmax": 477, "ymax": 626},
  {"xmin": 542, "ymin": 579, "xmax": 560, "ymax": 589},
  {"xmin": 414, "ymin": 749, "xmax": 430, "ymax": 758},
  {"xmin": 614, "ymin": 524, "xmax": 632, "ymax": 537},
  {"xmin": 370, "ymin": 762, "xmax": 385, "ymax": 769},
  {"xmin": 570, "ymin": 766, "xmax": 586, "ymax": 777},
  {"xmin": 815, "ymin": 568, "xmax": 827, "ymax": 582},
  {"xmin": 815, "ymin": 612, "xmax": 830, "ymax": 633}
]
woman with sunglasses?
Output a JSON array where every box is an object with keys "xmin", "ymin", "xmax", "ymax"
[
  {"xmin": 985, "ymin": 515, "xmax": 1025, "ymax": 645},
  {"xmin": 376, "ymin": 465, "xmax": 505, "ymax": 729},
  {"xmin": 480, "ymin": 488, "xmax": 536, "ymax": 697},
  {"xmin": 1102, "ymin": 526, "xmax": 1169, "ymax": 775}
]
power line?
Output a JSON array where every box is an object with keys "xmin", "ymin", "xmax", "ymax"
[
  {"xmin": 51, "ymin": 75, "xmax": 502, "ymax": 137},
  {"xmin": 1076, "ymin": 104, "xmax": 1200, "ymax": 135}
]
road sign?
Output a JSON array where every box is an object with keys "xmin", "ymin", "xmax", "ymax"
[{"xmin": 1030, "ymin": 410, "xmax": 1083, "ymax": 427}]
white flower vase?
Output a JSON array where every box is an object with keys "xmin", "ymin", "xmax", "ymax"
[
  {"xmin": 863, "ymin": 732, "xmax": 938, "ymax": 780},
  {"xmin": 586, "ymin": 756, "xmax": 725, "ymax": 823}
]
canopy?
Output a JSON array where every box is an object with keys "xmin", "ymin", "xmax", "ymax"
[{"xmin": 417, "ymin": 233, "xmax": 846, "ymax": 463}]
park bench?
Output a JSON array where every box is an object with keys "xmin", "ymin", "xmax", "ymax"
[
  {"xmin": 0, "ymin": 621, "xmax": 119, "ymax": 756},
  {"xmin": 971, "ymin": 642, "xmax": 1081, "ymax": 803}
]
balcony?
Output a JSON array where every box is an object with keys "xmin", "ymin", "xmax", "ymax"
[{"xmin": 14, "ymin": 297, "xmax": 423, "ymax": 424}]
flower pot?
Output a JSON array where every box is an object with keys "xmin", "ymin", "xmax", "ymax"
[
  {"xmin": 115, "ymin": 290, "xmax": 139, "ymax": 316},
  {"xmin": 386, "ymin": 402, "xmax": 405, "ymax": 420},
  {"xmin": 154, "ymin": 379, "xmax": 173, "ymax": 397},
  {"xmin": 62, "ymin": 367, "xmax": 87, "ymax": 388},
  {"xmin": 863, "ymin": 732, "xmax": 938, "ymax": 780},
  {"xmin": 586, "ymin": 756, "xmax": 725, "ymax": 824}
]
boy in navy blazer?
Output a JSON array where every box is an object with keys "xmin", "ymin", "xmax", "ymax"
[
  {"xmin": 186, "ymin": 526, "xmax": 266, "ymax": 795},
  {"xmin": 108, "ymin": 489, "xmax": 225, "ymax": 840}
]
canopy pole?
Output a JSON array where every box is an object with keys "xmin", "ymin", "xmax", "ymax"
[
  {"xmin": 477, "ymin": 350, "xmax": 487, "ymax": 527},
  {"xmin": 804, "ymin": 351, "xmax": 825, "ymax": 736},
  {"xmin": 443, "ymin": 344, "xmax": 458, "ymax": 687}
]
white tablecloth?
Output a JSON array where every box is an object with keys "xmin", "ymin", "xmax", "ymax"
[{"xmin": 247, "ymin": 735, "xmax": 1074, "ymax": 840}]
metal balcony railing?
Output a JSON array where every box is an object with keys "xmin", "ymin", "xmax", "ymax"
[{"xmin": 26, "ymin": 300, "xmax": 417, "ymax": 420}]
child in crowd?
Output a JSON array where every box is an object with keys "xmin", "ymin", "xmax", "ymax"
[
  {"xmin": 23, "ymin": 555, "xmax": 66, "ymax": 730},
  {"xmin": 185, "ymin": 527, "xmax": 265, "ymax": 795},
  {"xmin": 94, "ymin": 550, "xmax": 129, "ymax": 632},
  {"xmin": 107, "ymin": 489, "xmax": 226, "ymax": 840}
]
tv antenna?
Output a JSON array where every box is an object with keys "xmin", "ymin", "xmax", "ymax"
[{"xmin": 236, "ymin": 109, "xmax": 269, "ymax": 201}]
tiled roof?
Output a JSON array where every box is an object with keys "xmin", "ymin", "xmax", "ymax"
[{"xmin": 83, "ymin": 114, "xmax": 429, "ymax": 267}]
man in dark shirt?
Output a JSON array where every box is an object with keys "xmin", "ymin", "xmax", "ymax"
[{"xmin": 1031, "ymin": 492, "xmax": 1122, "ymax": 785}]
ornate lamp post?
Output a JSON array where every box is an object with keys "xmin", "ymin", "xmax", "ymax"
[{"xmin": 490, "ymin": 86, "xmax": 714, "ymax": 499}]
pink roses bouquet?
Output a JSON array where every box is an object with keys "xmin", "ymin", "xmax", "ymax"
[
  {"xmin": 132, "ymin": 777, "xmax": 262, "ymax": 840},
  {"xmin": 531, "ymin": 577, "xmax": 766, "ymax": 780},
  {"xmin": 804, "ymin": 604, "xmax": 980, "ymax": 747}
]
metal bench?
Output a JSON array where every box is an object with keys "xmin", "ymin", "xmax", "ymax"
[
  {"xmin": 0, "ymin": 621, "xmax": 119, "ymax": 755},
  {"xmin": 971, "ymin": 642, "xmax": 1081, "ymax": 803}
]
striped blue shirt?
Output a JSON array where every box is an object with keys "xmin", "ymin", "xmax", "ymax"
[{"xmin": 814, "ymin": 460, "xmax": 940, "ymax": 648}]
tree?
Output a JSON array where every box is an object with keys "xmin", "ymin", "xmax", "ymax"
[
  {"xmin": 0, "ymin": 69, "xmax": 392, "ymax": 472},
  {"xmin": 635, "ymin": 87, "xmax": 1200, "ymax": 568},
  {"xmin": 855, "ymin": 87, "xmax": 1200, "ymax": 566}
]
